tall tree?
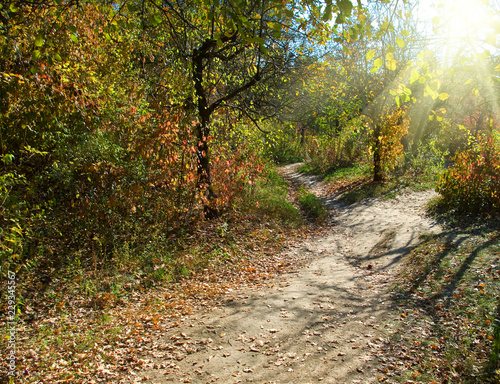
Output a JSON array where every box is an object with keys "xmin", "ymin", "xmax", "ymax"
[{"xmin": 111, "ymin": 0, "xmax": 359, "ymax": 216}]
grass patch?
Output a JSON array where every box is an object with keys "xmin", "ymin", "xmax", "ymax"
[
  {"xmin": 324, "ymin": 164, "xmax": 440, "ymax": 205},
  {"xmin": 340, "ymin": 179, "xmax": 399, "ymax": 204},
  {"xmin": 298, "ymin": 161, "xmax": 369, "ymax": 181},
  {"xmin": 297, "ymin": 186, "xmax": 328, "ymax": 221},
  {"xmin": 299, "ymin": 158, "xmax": 442, "ymax": 205},
  {"xmin": 247, "ymin": 167, "xmax": 302, "ymax": 225},
  {"xmin": 322, "ymin": 163, "xmax": 370, "ymax": 184},
  {"xmin": 391, "ymin": 220, "xmax": 500, "ymax": 383}
]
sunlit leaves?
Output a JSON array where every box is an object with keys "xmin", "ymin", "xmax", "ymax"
[
  {"xmin": 438, "ymin": 92, "xmax": 450, "ymax": 101},
  {"xmin": 424, "ymin": 83, "xmax": 439, "ymax": 100},
  {"xmin": 371, "ymin": 58, "xmax": 383, "ymax": 73},
  {"xmin": 410, "ymin": 69, "xmax": 420, "ymax": 85},
  {"xmin": 32, "ymin": 50, "xmax": 41, "ymax": 60},
  {"xmin": 438, "ymin": 133, "xmax": 500, "ymax": 212},
  {"xmin": 35, "ymin": 35, "xmax": 44, "ymax": 47},
  {"xmin": 386, "ymin": 52, "xmax": 397, "ymax": 71},
  {"xmin": 366, "ymin": 49, "xmax": 375, "ymax": 61}
]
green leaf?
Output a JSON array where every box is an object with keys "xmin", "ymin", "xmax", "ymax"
[
  {"xmin": 323, "ymin": 3, "xmax": 332, "ymax": 21},
  {"xmin": 410, "ymin": 69, "xmax": 420, "ymax": 84},
  {"xmin": 373, "ymin": 58, "xmax": 383, "ymax": 68},
  {"xmin": 54, "ymin": 53, "xmax": 62, "ymax": 61},
  {"xmin": 387, "ymin": 59, "xmax": 397, "ymax": 71},
  {"xmin": 68, "ymin": 25, "xmax": 77, "ymax": 33},
  {"xmin": 366, "ymin": 50, "xmax": 375, "ymax": 61},
  {"xmin": 402, "ymin": 30, "xmax": 410, "ymax": 37},
  {"xmin": 432, "ymin": 16, "xmax": 440, "ymax": 25},
  {"xmin": 396, "ymin": 37, "xmax": 405, "ymax": 48},
  {"xmin": 425, "ymin": 84, "xmax": 439, "ymax": 100},
  {"xmin": 338, "ymin": 0, "xmax": 353, "ymax": 17},
  {"xmin": 149, "ymin": 15, "xmax": 159, "ymax": 26},
  {"xmin": 438, "ymin": 92, "xmax": 450, "ymax": 101},
  {"xmin": 32, "ymin": 50, "xmax": 41, "ymax": 60},
  {"xmin": 381, "ymin": 21, "xmax": 391, "ymax": 31},
  {"xmin": 9, "ymin": 3, "xmax": 18, "ymax": 12},
  {"xmin": 335, "ymin": 14, "xmax": 345, "ymax": 24},
  {"xmin": 395, "ymin": 95, "xmax": 400, "ymax": 108},
  {"xmin": 70, "ymin": 34, "xmax": 78, "ymax": 43},
  {"xmin": 35, "ymin": 35, "xmax": 44, "ymax": 47}
]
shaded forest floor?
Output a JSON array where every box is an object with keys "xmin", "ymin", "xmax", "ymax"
[{"xmin": 3, "ymin": 164, "xmax": 500, "ymax": 383}]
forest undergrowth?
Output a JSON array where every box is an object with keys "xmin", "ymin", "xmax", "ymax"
[
  {"xmin": 0, "ymin": 167, "xmax": 330, "ymax": 383},
  {"xmin": 390, "ymin": 213, "xmax": 500, "ymax": 384}
]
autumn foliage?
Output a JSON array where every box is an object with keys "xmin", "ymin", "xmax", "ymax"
[
  {"xmin": 0, "ymin": 1, "xmax": 270, "ymax": 275},
  {"xmin": 438, "ymin": 131, "xmax": 500, "ymax": 213}
]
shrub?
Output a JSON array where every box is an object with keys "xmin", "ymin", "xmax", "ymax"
[
  {"xmin": 437, "ymin": 132, "xmax": 500, "ymax": 213},
  {"xmin": 402, "ymin": 136, "xmax": 448, "ymax": 186},
  {"xmin": 262, "ymin": 127, "xmax": 304, "ymax": 165}
]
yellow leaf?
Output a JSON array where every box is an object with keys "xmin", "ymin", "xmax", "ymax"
[{"xmin": 438, "ymin": 92, "xmax": 450, "ymax": 101}]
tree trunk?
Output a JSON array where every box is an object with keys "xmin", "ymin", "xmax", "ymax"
[
  {"xmin": 193, "ymin": 41, "xmax": 219, "ymax": 219},
  {"xmin": 373, "ymin": 123, "xmax": 384, "ymax": 182},
  {"xmin": 195, "ymin": 120, "xmax": 218, "ymax": 219},
  {"xmin": 190, "ymin": 35, "xmax": 261, "ymax": 219}
]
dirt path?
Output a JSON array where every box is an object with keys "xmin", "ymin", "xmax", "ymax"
[{"xmin": 139, "ymin": 164, "xmax": 442, "ymax": 384}]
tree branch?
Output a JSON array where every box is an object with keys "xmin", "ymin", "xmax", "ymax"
[
  {"xmin": 228, "ymin": 104, "xmax": 271, "ymax": 134},
  {"xmin": 208, "ymin": 71, "xmax": 261, "ymax": 115}
]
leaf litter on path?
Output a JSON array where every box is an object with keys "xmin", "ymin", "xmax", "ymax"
[{"xmin": 135, "ymin": 164, "xmax": 442, "ymax": 384}]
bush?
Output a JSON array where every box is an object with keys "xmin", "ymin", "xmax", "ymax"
[
  {"xmin": 304, "ymin": 136, "xmax": 337, "ymax": 174},
  {"xmin": 263, "ymin": 128, "xmax": 304, "ymax": 165},
  {"xmin": 437, "ymin": 132, "xmax": 500, "ymax": 213}
]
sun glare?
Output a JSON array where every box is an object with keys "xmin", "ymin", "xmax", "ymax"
[{"xmin": 423, "ymin": 0, "xmax": 499, "ymax": 62}]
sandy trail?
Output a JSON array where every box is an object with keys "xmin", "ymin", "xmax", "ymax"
[{"xmin": 139, "ymin": 164, "xmax": 441, "ymax": 384}]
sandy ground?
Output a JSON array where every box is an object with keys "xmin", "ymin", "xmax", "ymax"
[{"xmin": 138, "ymin": 164, "xmax": 442, "ymax": 384}]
